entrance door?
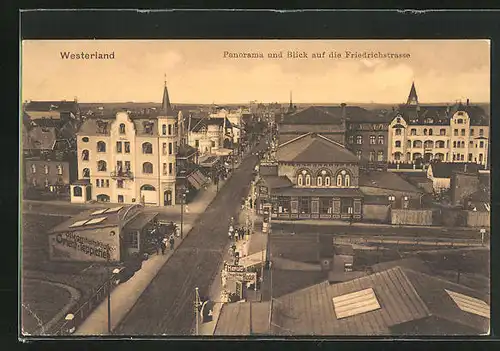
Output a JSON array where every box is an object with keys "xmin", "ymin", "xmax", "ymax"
[{"xmin": 164, "ymin": 190, "xmax": 172, "ymax": 206}]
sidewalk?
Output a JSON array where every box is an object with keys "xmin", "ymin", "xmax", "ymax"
[{"xmin": 74, "ymin": 222, "xmax": 193, "ymax": 335}]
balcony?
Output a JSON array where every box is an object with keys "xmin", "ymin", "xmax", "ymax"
[{"xmin": 110, "ymin": 170, "xmax": 134, "ymax": 180}]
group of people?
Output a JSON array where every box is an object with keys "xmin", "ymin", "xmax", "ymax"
[
  {"xmin": 228, "ymin": 224, "xmax": 246, "ymax": 242},
  {"xmin": 156, "ymin": 235, "xmax": 175, "ymax": 255}
]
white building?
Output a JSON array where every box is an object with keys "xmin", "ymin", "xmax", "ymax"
[
  {"xmin": 387, "ymin": 83, "xmax": 490, "ymax": 168},
  {"xmin": 71, "ymin": 82, "xmax": 180, "ymax": 206}
]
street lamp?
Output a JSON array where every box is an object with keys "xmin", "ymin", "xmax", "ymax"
[
  {"xmin": 106, "ymin": 246, "xmax": 121, "ymax": 334},
  {"xmin": 180, "ymin": 188, "xmax": 189, "ymax": 239}
]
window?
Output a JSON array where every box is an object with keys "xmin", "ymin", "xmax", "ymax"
[
  {"xmin": 440, "ymin": 129, "xmax": 446, "ymax": 136},
  {"xmin": 163, "ymin": 163, "xmax": 168, "ymax": 175},
  {"xmin": 116, "ymin": 161, "xmax": 123, "ymax": 172},
  {"xmin": 304, "ymin": 174, "xmax": 310, "ymax": 186},
  {"xmin": 97, "ymin": 141, "xmax": 106, "ymax": 152},
  {"xmin": 297, "ymin": 174, "xmax": 303, "ymax": 186},
  {"xmin": 461, "ymin": 141, "xmax": 465, "ymax": 148},
  {"xmin": 423, "ymin": 129, "xmax": 428, "ymax": 136},
  {"xmin": 124, "ymin": 142, "xmax": 130, "ymax": 153},
  {"xmin": 169, "ymin": 143, "xmax": 173, "ymax": 155},
  {"xmin": 96, "ymin": 179, "xmax": 100, "ymax": 188},
  {"xmin": 143, "ymin": 162, "xmax": 153, "ymax": 174},
  {"xmin": 82, "ymin": 168, "xmax": 90, "ymax": 178},
  {"xmin": 461, "ymin": 129, "xmax": 466, "ymax": 136},
  {"xmin": 377, "ymin": 135, "xmax": 384, "ymax": 144},
  {"xmin": 395, "ymin": 128, "xmax": 402, "ymax": 136},
  {"xmin": 142, "ymin": 142, "xmax": 153, "ymax": 154},
  {"xmin": 479, "ymin": 129, "xmax": 484, "ymax": 137},
  {"xmin": 377, "ymin": 151, "xmax": 384, "ymax": 162},
  {"xmin": 119, "ymin": 123, "xmax": 126, "ymax": 134},
  {"xmin": 395, "ymin": 141, "xmax": 401, "ymax": 148},
  {"xmin": 125, "ymin": 161, "xmax": 131, "ymax": 171},
  {"xmin": 31, "ymin": 164, "xmax": 36, "ymax": 173},
  {"xmin": 413, "ymin": 140, "xmax": 422, "ymax": 148},
  {"xmin": 32, "ymin": 179, "xmax": 37, "ymax": 187},
  {"xmin": 345, "ymin": 174, "xmax": 350, "ymax": 187},
  {"xmin": 480, "ymin": 141, "xmax": 484, "ymax": 148},
  {"xmin": 406, "ymin": 140, "xmax": 412, "ymax": 148},
  {"xmin": 162, "ymin": 143, "xmax": 167, "ymax": 155},
  {"xmin": 44, "ymin": 178, "xmax": 49, "ymax": 187},
  {"xmin": 82, "ymin": 137, "xmax": 89, "ymax": 143},
  {"xmin": 82, "ymin": 150, "xmax": 89, "ymax": 160},
  {"xmin": 356, "ymin": 150, "xmax": 362, "ymax": 159},
  {"xmin": 106, "ymin": 179, "xmax": 109, "ymax": 187},
  {"xmin": 320, "ymin": 198, "xmax": 333, "ymax": 214},
  {"xmin": 97, "ymin": 160, "xmax": 107, "ymax": 172},
  {"xmin": 169, "ymin": 162, "xmax": 173, "ymax": 175},
  {"xmin": 461, "ymin": 154, "xmax": 464, "ymax": 161},
  {"xmin": 298, "ymin": 197, "xmax": 310, "ymax": 214},
  {"xmin": 428, "ymin": 129, "xmax": 433, "ymax": 136},
  {"xmin": 356, "ymin": 135, "xmax": 363, "ymax": 144},
  {"xmin": 470, "ymin": 129, "xmax": 474, "ymax": 136},
  {"xmin": 348, "ymin": 136, "xmax": 354, "ymax": 144},
  {"xmin": 397, "ymin": 117, "xmax": 401, "ymax": 123},
  {"xmin": 470, "ymin": 141, "xmax": 474, "ymax": 147},
  {"xmin": 44, "ymin": 165, "xmax": 49, "ymax": 174},
  {"xmin": 336, "ymin": 174, "xmax": 342, "ymax": 187},
  {"xmin": 277, "ymin": 197, "xmax": 291, "ymax": 214},
  {"xmin": 394, "ymin": 152, "xmax": 402, "ymax": 161},
  {"xmin": 73, "ymin": 186, "xmax": 82, "ymax": 197},
  {"xmin": 457, "ymin": 119, "xmax": 463, "ymax": 124},
  {"xmin": 116, "ymin": 141, "xmax": 122, "ymax": 153},
  {"xmin": 479, "ymin": 154, "xmax": 484, "ymax": 163},
  {"xmin": 410, "ymin": 128, "xmax": 416, "ymax": 136},
  {"xmin": 369, "ymin": 135, "xmax": 376, "ymax": 144},
  {"xmin": 341, "ymin": 198, "xmax": 353, "ymax": 214},
  {"xmin": 317, "ymin": 176, "xmax": 322, "ymax": 186},
  {"xmin": 468, "ymin": 153, "xmax": 473, "ymax": 162},
  {"xmin": 369, "ymin": 151, "xmax": 375, "ymax": 161},
  {"xmin": 195, "ymin": 140, "xmax": 200, "ymax": 148},
  {"xmin": 174, "ymin": 141, "xmax": 178, "ymax": 154},
  {"xmin": 162, "ymin": 124, "xmax": 167, "ymax": 135},
  {"xmin": 454, "ymin": 129, "xmax": 458, "ymax": 136},
  {"xmin": 211, "ymin": 140, "xmax": 216, "ymax": 147},
  {"xmin": 453, "ymin": 141, "xmax": 457, "ymax": 148},
  {"xmin": 117, "ymin": 180, "xmax": 124, "ymax": 188},
  {"xmin": 118, "ymin": 195, "xmax": 124, "ymax": 203},
  {"xmin": 168, "ymin": 124, "xmax": 172, "ymax": 135},
  {"xmin": 322, "ymin": 176, "xmax": 329, "ymax": 186}
]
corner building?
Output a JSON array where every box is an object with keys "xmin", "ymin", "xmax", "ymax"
[{"xmin": 72, "ymin": 83, "xmax": 179, "ymax": 206}]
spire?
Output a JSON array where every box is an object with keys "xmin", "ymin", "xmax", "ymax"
[
  {"xmin": 407, "ymin": 81, "xmax": 418, "ymax": 106},
  {"xmin": 289, "ymin": 91, "xmax": 293, "ymax": 108},
  {"xmin": 161, "ymin": 75, "xmax": 173, "ymax": 115}
]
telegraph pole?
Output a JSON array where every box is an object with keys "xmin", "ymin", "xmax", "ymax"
[
  {"xmin": 195, "ymin": 287, "xmax": 200, "ymax": 335},
  {"xmin": 107, "ymin": 248, "xmax": 111, "ymax": 334},
  {"xmin": 180, "ymin": 193, "xmax": 184, "ymax": 239}
]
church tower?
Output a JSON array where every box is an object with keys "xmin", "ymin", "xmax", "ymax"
[{"xmin": 406, "ymin": 82, "xmax": 419, "ymax": 106}]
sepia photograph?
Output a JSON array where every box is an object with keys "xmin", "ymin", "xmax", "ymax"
[{"xmin": 20, "ymin": 39, "xmax": 490, "ymax": 337}]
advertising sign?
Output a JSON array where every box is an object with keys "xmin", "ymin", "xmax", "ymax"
[
  {"xmin": 48, "ymin": 227, "xmax": 120, "ymax": 262},
  {"xmin": 222, "ymin": 270, "xmax": 257, "ymax": 283},
  {"xmin": 224, "ymin": 263, "xmax": 246, "ymax": 272}
]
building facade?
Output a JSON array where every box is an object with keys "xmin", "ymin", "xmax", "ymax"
[
  {"xmin": 387, "ymin": 83, "xmax": 490, "ymax": 167},
  {"xmin": 72, "ymin": 83, "xmax": 179, "ymax": 206}
]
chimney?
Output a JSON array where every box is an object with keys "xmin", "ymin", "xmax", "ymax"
[{"xmin": 340, "ymin": 103, "xmax": 347, "ymax": 120}]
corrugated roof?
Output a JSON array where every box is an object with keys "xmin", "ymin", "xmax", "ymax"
[
  {"xmin": 359, "ymin": 171, "xmax": 422, "ymax": 193},
  {"xmin": 277, "ymin": 133, "xmax": 358, "ymax": 163}
]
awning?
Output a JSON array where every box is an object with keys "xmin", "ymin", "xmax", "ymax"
[
  {"xmin": 199, "ymin": 155, "xmax": 219, "ymax": 167},
  {"xmin": 125, "ymin": 212, "xmax": 159, "ymax": 231},
  {"xmin": 187, "ymin": 173, "xmax": 202, "ymax": 190},
  {"xmin": 187, "ymin": 169, "xmax": 208, "ymax": 190},
  {"xmin": 214, "ymin": 148, "xmax": 233, "ymax": 156}
]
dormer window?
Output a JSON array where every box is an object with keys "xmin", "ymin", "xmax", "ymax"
[
  {"xmin": 119, "ymin": 123, "xmax": 126, "ymax": 134},
  {"xmin": 397, "ymin": 117, "xmax": 401, "ymax": 123},
  {"xmin": 457, "ymin": 119, "xmax": 463, "ymax": 124}
]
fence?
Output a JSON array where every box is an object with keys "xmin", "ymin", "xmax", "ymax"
[
  {"xmin": 52, "ymin": 276, "xmax": 115, "ymax": 335},
  {"xmin": 466, "ymin": 211, "xmax": 490, "ymax": 228},
  {"xmin": 391, "ymin": 209, "xmax": 434, "ymax": 226}
]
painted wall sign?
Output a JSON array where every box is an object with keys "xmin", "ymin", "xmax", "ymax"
[
  {"xmin": 49, "ymin": 227, "xmax": 120, "ymax": 262},
  {"xmin": 224, "ymin": 263, "xmax": 246, "ymax": 272},
  {"xmin": 222, "ymin": 271, "xmax": 257, "ymax": 283}
]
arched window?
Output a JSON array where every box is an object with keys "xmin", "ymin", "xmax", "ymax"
[
  {"xmin": 44, "ymin": 165, "xmax": 49, "ymax": 174},
  {"xmin": 436, "ymin": 140, "xmax": 445, "ymax": 148},
  {"xmin": 377, "ymin": 151, "xmax": 384, "ymax": 161},
  {"xmin": 345, "ymin": 174, "xmax": 351, "ymax": 187},
  {"xmin": 423, "ymin": 129, "xmax": 428, "ymax": 136},
  {"xmin": 143, "ymin": 162, "xmax": 153, "ymax": 174},
  {"xmin": 428, "ymin": 129, "xmax": 433, "ymax": 136},
  {"xmin": 142, "ymin": 142, "xmax": 153, "ymax": 154},
  {"xmin": 97, "ymin": 160, "xmax": 107, "ymax": 172},
  {"xmin": 305, "ymin": 174, "xmax": 311, "ymax": 186},
  {"xmin": 119, "ymin": 123, "xmax": 126, "ymax": 134},
  {"xmin": 395, "ymin": 141, "xmax": 401, "ymax": 148},
  {"xmin": 336, "ymin": 174, "xmax": 342, "ymax": 187},
  {"xmin": 82, "ymin": 149, "xmax": 89, "ymax": 161},
  {"xmin": 324, "ymin": 176, "xmax": 331, "ymax": 186},
  {"xmin": 73, "ymin": 186, "xmax": 82, "ymax": 197},
  {"xmin": 369, "ymin": 135, "xmax": 376, "ymax": 144},
  {"xmin": 453, "ymin": 141, "xmax": 457, "ymax": 148},
  {"xmin": 57, "ymin": 165, "xmax": 63, "ymax": 175},
  {"xmin": 97, "ymin": 141, "xmax": 106, "ymax": 152},
  {"xmin": 336, "ymin": 170, "xmax": 351, "ymax": 187},
  {"xmin": 461, "ymin": 141, "xmax": 465, "ymax": 148},
  {"xmin": 317, "ymin": 176, "xmax": 322, "ymax": 186},
  {"xmin": 424, "ymin": 140, "xmax": 434, "ymax": 149},
  {"xmin": 410, "ymin": 128, "xmax": 417, "ymax": 136},
  {"xmin": 407, "ymin": 140, "xmax": 412, "ymax": 148},
  {"xmin": 31, "ymin": 164, "xmax": 36, "ymax": 173},
  {"xmin": 140, "ymin": 184, "xmax": 156, "ymax": 191},
  {"xmin": 394, "ymin": 152, "xmax": 402, "ymax": 161},
  {"xmin": 356, "ymin": 135, "xmax": 363, "ymax": 144},
  {"xmin": 413, "ymin": 140, "xmax": 422, "ymax": 148},
  {"xmin": 82, "ymin": 168, "xmax": 90, "ymax": 178},
  {"xmin": 297, "ymin": 174, "xmax": 303, "ymax": 186},
  {"xmin": 395, "ymin": 129, "xmax": 402, "ymax": 136},
  {"xmin": 378, "ymin": 135, "xmax": 384, "ymax": 144}
]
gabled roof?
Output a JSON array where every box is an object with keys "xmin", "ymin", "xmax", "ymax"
[
  {"xmin": 277, "ymin": 132, "xmax": 358, "ymax": 163},
  {"xmin": 359, "ymin": 171, "xmax": 422, "ymax": 193},
  {"xmin": 282, "ymin": 106, "xmax": 344, "ymax": 125},
  {"xmin": 189, "ymin": 116, "xmax": 230, "ymax": 132},
  {"xmin": 429, "ymin": 162, "xmax": 481, "ymax": 179}
]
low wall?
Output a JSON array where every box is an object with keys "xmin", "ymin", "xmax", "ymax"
[
  {"xmin": 391, "ymin": 209, "xmax": 434, "ymax": 226},
  {"xmin": 363, "ymin": 204, "xmax": 390, "ymax": 223},
  {"xmin": 465, "ymin": 211, "xmax": 490, "ymax": 228}
]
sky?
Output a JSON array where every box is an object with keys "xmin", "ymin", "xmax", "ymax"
[{"xmin": 21, "ymin": 40, "xmax": 490, "ymax": 104}]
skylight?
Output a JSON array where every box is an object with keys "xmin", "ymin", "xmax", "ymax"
[
  {"xmin": 91, "ymin": 209, "xmax": 107, "ymax": 215},
  {"xmin": 84, "ymin": 217, "xmax": 107, "ymax": 225},
  {"xmin": 69, "ymin": 219, "xmax": 90, "ymax": 228},
  {"xmin": 445, "ymin": 289, "xmax": 490, "ymax": 319},
  {"xmin": 332, "ymin": 288, "xmax": 381, "ymax": 319},
  {"xmin": 104, "ymin": 206, "xmax": 123, "ymax": 214}
]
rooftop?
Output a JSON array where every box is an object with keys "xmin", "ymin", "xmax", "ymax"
[
  {"xmin": 281, "ymin": 106, "xmax": 344, "ymax": 125},
  {"xmin": 359, "ymin": 171, "xmax": 422, "ymax": 193},
  {"xmin": 277, "ymin": 132, "xmax": 359, "ymax": 164},
  {"xmin": 214, "ymin": 301, "xmax": 271, "ymax": 335},
  {"xmin": 258, "ymin": 175, "xmax": 293, "ymax": 189},
  {"xmin": 429, "ymin": 162, "xmax": 481, "ymax": 179},
  {"xmin": 24, "ymin": 100, "xmax": 80, "ymax": 114}
]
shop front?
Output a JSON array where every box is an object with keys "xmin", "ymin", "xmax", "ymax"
[{"xmin": 270, "ymin": 188, "xmax": 364, "ymax": 221}]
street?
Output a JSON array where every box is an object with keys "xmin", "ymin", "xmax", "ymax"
[{"xmin": 113, "ymin": 140, "xmax": 267, "ymax": 335}]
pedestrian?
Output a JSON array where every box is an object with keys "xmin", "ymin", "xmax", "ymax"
[
  {"xmin": 169, "ymin": 235, "xmax": 175, "ymax": 250},
  {"xmin": 228, "ymin": 230, "xmax": 233, "ymax": 241},
  {"xmin": 160, "ymin": 239, "xmax": 166, "ymax": 255},
  {"xmin": 240, "ymin": 228, "xmax": 245, "ymax": 240},
  {"xmin": 234, "ymin": 228, "xmax": 239, "ymax": 242}
]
